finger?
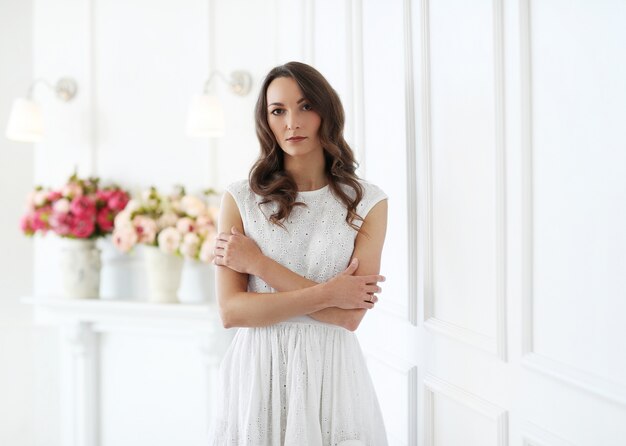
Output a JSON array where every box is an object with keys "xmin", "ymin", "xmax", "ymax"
[
  {"xmin": 342, "ymin": 258, "xmax": 359, "ymax": 275},
  {"xmin": 214, "ymin": 240, "xmax": 228, "ymax": 249},
  {"xmin": 365, "ymin": 285, "xmax": 382, "ymax": 294},
  {"xmin": 364, "ymin": 275, "xmax": 386, "ymax": 284},
  {"xmin": 231, "ymin": 226, "xmax": 242, "ymax": 235},
  {"xmin": 217, "ymin": 232, "xmax": 231, "ymax": 242}
]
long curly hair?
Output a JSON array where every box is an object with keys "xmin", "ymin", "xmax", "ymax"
[{"xmin": 250, "ymin": 61, "xmax": 364, "ymax": 230}]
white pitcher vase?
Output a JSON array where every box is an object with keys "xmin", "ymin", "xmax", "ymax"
[
  {"xmin": 144, "ymin": 246, "xmax": 184, "ymax": 303},
  {"xmin": 59, "ymin": 238, "xmax": 101, "ymax": 299}
]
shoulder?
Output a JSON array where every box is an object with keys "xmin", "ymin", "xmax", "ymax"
[
  {"xmin": 357, "ymin": 179, "xmax": 387, "ymax": 201},
  {"xmin": 354, "ymin": 179, "xmax": 388, "ymax": 219},
  {"xmin": 224, "ymin": 179, "xmax": 251, "ymax": 198}
]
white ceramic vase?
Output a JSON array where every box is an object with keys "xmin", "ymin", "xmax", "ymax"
[
  {"xmin": 144, "ymin": 246, "xmax": 184, "ymax": 303},
  {"xmin": 59, "ymin": 238, "xmax": 101, "ymax": 299}
]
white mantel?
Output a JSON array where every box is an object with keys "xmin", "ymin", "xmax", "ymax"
[{"xmin": 23, "ymin": 297, "xmax": 233, "ymax": 446}]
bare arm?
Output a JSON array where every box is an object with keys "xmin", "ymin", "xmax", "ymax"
[
  {"xmin": 215, "ymin": 199, "xmax": 388, "ymax": 331},
  {"xmin": 215, "ymin": 192, "xmax": 382, "ymax": 328}
]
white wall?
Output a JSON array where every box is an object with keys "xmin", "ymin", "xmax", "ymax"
[
  {"xmin": 4, "ymin": 0, "xmax": 626, "ymax": 445},
  {"xmin": 0, "ymin": 1, "xmax": 60, "ymax": 445}
]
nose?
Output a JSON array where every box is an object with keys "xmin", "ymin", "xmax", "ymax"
[{"xmin": 286, "ymin": 112, "xmax": 300, "ymax": 130}]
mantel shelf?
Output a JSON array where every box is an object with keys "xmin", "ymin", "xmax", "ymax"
[{"xmin": 22, "ymin": 297, "xmax": 222, "ymax": 332}]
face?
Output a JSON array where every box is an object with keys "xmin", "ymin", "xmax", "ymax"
[{"xmin": 266, "ymin": 76, "xmax": 323, "ymax": 158}]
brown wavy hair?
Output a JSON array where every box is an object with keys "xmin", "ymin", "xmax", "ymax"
[{"xmin": 249, "ymin": 61, "xmax": 364, "ymax": 230}]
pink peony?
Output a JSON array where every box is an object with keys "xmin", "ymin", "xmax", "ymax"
[
  {"xmin": 62, "ymin": 182, "xmax": 83, "ymax": 199},
  {"xmin": 96, "ymin": 189, "xmax": 114, "ymax": 203},
  {"xmin": 70, "ymin": 196, "xmax": 97, "ymax": 218},
  {"xmin": 47, "ymin": 191, "xmax": 62, "ymax": 202},
  {"xmin": 176, "ymin": 217, "xmax": 195, "ymax": 234},
  {"xmin": 53, "ymin": 198, "xmax": 71, "ymax": 214},
  {"xmin": 49, "ymin": 212, "xmax": 73, "ymax": 236},
  {"xmin": 32, "ymin": 206, "xmax": 52, "ymax": 231},
  {"xmin": 97, "ymin": 206, "xmax": 115, "ymax": 232},
  {"xmin": 132, "ymin": 215, "xmax": 157, "ymax": 244},
  {"xmin": 71, "ymin": 215, "xmax": 95, "ymax": 238},
  {"xmin": 112, "ymin": 225, "xmax": 138, "ymax": 253},
  {"xmin": 180, "ymin": 232, "xmax": 200, "ymax": 258},
  {"xmin": 157, "ymin": 227, "xmax": 181, "ymax": 254},
  {"xmin": 107, "ymin": 190, "xmax": 130, "ymax": 211},
  {"xmin": 20, "ymin": 214, "xmax": 35, "ymax": 235}
]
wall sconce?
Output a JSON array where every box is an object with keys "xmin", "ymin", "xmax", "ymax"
[
  {"xmin": 186, "ymin": 70, "xmax": 252, "ymax": 138},
  {"xmin": 5, "ymin": 77, "xmax": 78, "ymax": 143}
]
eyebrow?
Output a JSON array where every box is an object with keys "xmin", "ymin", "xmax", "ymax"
[{"xmin": 267, "ymin": 98, "xmax": 307, "ymax": 108}]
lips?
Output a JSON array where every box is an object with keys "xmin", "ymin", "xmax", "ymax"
[{"xmin": 287, "ymin": 136, "xmax": 306, "ymax": 141}]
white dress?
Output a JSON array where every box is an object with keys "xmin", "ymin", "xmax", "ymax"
[{"xmin": 209, "ymin": 179, "xmax": 389, "ymax": 446}]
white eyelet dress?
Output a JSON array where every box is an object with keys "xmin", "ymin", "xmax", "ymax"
[{"xmin": 209, "ymin": 179, "xmax": 389, "ymax": 446}]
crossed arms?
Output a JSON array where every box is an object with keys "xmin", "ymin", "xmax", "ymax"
[{"xmin": 214, "ymin": 191, "xmax": 388, "ymax": 331}]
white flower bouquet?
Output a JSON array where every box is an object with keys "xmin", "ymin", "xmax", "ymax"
[{"xmin": 112, "ymin": 185, "xmax": 219, "ymax": 263}]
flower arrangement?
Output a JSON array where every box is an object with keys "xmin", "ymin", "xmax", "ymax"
[
  {"xmin": 20, "ymin": 172, "xmax": 130, "ymax": 239},
  {"xmin": 111, "ymin": 185, "xmax": 218, "ymax": 263}
]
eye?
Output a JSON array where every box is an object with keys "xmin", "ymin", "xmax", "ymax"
[
  {"xmin": 270, "ymin": 108, "xmax": 284, "ymax": 116},
  {"xmin": 302, "ymin": 103, "xmax": 313, "ymax": 111}
]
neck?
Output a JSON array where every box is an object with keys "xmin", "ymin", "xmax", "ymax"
[{"xmin": 284, "ymin": 149, "xmax": 327, "ymax": 191}]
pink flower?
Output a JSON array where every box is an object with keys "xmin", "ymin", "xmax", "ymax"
[
  {"xmin": 96, "ymin": 189, "xmax": 114, "ymax": 203},
  {"xmin": 70, "ymin": 196, "xmax": 97, "ymax": 218},
  {"xmin": 180, "ymin": 232, "xmax": 200, "ymax": 259},
  {"xmin": 32, "ymin": 206, "xmax": 52, "ymax": 231},
  {"xmin": 71, "ymin": 215, "xmax": 95, "ymax": 238},
  {"xmin": 47, "ymin": 191, "xmax": 62, "ymax": 202},
  {"xmin": 157, "ymin": 227, "xmax": 181, "ymax": 254},
  {"xmin": 97, "ymin": 207, "xmax": 115, "ymax": 232},
  {"xmin": 199, "ymin": 239, "xmax": 215, "ymax": 263},
  {"xmin": 132, "ymin": 215, "xmax": 157, "ymax": 244},
  {"xmin": 50, "ymin": 212, "xmax": 73, "ymax": 236},
  {"xmin": 107, "ymin": 190, "xmax": 130, "ymax": 211},
  {"xmin": 62, "ymin": 182, "xmax": 83, "ymax": 199},
  {"xmin": 112, "ymin": 225, "xmax": 138, "ymax": 253},
  {"xmin": 53, "ymin": 198, "xmax": 71, "ymax": 214},
  {"xmin": 20, "ymin": 214, "xmax": 35, "ymax": 235},
  {"xmin": 176, "ymin": 217, "xmax": 195, "ymax": 234}
]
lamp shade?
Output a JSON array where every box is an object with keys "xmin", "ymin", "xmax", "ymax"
[
  {"xmin": 5, "ymin": 98, "xmax": 44, "ymax": 142},
  {"xmin": 186, "ymin": 94, "xmax": 225, "ymax": 138}
]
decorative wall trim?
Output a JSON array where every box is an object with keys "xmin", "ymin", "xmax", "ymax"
[
  {"xmin": 492, "ymin": 0, "xmax": 508, "ymax": 362},
  {"xmin": 61, "ymin": 321, "xmax": 99, "ymax": 446},
  {"xmin": 418, "ymin": 0, "xmax": 434, "ymax": 329},
  {"xmin": 403, "ymin": 0, "xmax": 418, "ymax": 327},
  {"xmin": 348, "ymin": 0, "xmax": 366, "ymax": 173},
  {"xmin": 522, "ymin": 421, "xmax": 576, "ymax": 446},
  {"xmin": 24, "ymin": 297, "xmax": 230, "ymax": 446},
  {"xmin": 423, "ymin": 374, "xmax": 508, "ymax": 446},
  {"xmin": 87, "ymin": 0, "xmax": 98, "ymax": 176},
  {"xmin": 518, "ymin": 0, "xmax": 626, "ymax": 406},
  {"xmin": 304, "ymin": 0, "xmax": 315, "ymax": 65},
  {"xmin": 365, "ymin": 345, "xmax": 418, "ymax": 446},
  {"xmin": 421, "ymin": 0, "xmax": 508, "ymax": 361}
]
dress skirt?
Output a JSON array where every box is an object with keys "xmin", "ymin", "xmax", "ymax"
[{"xmin": 209, "ymin": 320, "xmax": 388, "ymax": 446}]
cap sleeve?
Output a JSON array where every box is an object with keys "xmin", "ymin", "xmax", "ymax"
[
  {"xmin": 357, "ymin": 181, "xmax": 388, "ymax": 221},
  {"xmin": 224, "ymin": 179, "xmax": 249, "ymax": 218}
]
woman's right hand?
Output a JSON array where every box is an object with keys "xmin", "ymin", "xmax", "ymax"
[{"xmin": 323, "ymin": 258, "xmax": 385, "ymax": 310}]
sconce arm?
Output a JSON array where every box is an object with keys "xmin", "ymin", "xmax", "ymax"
[
  {"xmin": 202, "ymin": 70, "xmax": 252, "ymax": 97},
  {"xmin": 27, "ymin": 77, "xmax": 78, "ymax": 102}
]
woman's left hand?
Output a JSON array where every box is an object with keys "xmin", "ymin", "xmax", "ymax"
[{"xmin": 213, "ymin": 226, "xmax": 263, "ymax": 275}]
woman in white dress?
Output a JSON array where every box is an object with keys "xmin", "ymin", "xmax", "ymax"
[{"xmin": 210, "ymin": 61, "xmax": 389, "ymax": 446}]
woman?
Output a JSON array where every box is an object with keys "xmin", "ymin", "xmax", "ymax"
[{"xmin": 210, "ymin": 61, "xmax": 388, "ymax": 446}]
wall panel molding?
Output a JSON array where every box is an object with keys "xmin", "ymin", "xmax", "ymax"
[
  {"xmin": 423, "ymin": 374, "xmax": 508, "ymax": 446},
  {"xmin": 522, "ymin": 421, "xmax": 576, "ymax": 446},
  {"xmin": 421, "ymin": 0, "xmax": 508, "ymax": 361},
  {"xmin": 404, "ymin": 0, "xmax": 418, "ymax": 327},
  {"xmin": 518, "ymin": 0, "xmax": 626, "ymax": 407},
  {"xmin": 365, "ymin": 346, "xmax": 418, "ymax": 446}
]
